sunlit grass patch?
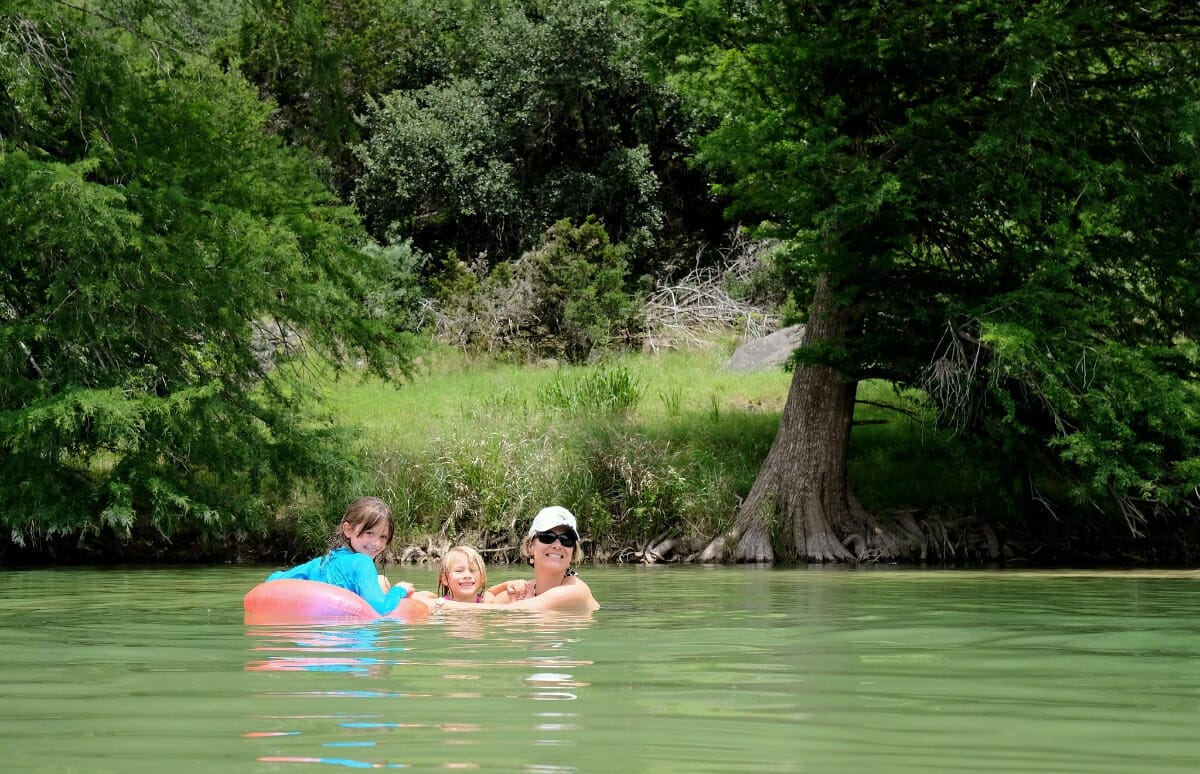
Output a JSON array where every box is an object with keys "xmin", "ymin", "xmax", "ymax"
[{"xmin": 291, "ymin": 340, "xmax": 986, "ymax": 557}]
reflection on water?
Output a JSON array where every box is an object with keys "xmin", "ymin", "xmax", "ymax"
[
  {"xmin": 245, "ymin": 626, "xmax": 409, "ymax": 676},
  {"xmin": 239, "ymin": 609, "xmax": 595, "ymax": 769},
  {"xmin": 2, "ymin": 566, "xmax": 1200, "ymax": 772}
]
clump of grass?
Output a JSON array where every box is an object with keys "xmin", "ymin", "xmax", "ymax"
[
  {"xmin": 411, "ymin": 431, "xmax": 563, "ymax": 534},
  {"xmin": 537, "ymin": 361, "xmax": 644, "ymax": 415},
  {"xmin": 571, "ymin": 423, "xmax": 689, "ymax": 538},
  {"xmin": 658, "ymin": 385, "xmax": 684, "ymax": 417}
]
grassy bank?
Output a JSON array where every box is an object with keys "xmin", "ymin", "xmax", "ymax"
[{"xmin": 282, "ymin": 341, "xmax": 991, "ymax": 564}]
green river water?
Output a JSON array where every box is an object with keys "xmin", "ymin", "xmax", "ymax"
[{"xmin": 1, "ymin": 564, "xmax": 1198, "ymax": 772}]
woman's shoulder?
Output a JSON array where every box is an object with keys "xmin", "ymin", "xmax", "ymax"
[
  {"xmin": 541, "ymin": 576, "xmax": 599, "ymax": 612},
  {"xmin": 562, "ymin": 571, "xmax": 590, "ymax": 588}
]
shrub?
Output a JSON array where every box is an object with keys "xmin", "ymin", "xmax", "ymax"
[
  {"xmin": 430, "ymin": 217, "xmax": 641, "ymax": 361},
  {"xmin": 521, "ymin": 217, "xmax": 640, "ymax": 361}
]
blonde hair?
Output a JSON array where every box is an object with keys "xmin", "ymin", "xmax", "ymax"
[
  {"xmin": 437, "ymin": 545, "xmax": 489, "ymax": 598},
  {"xmin": 327, "ymin": 496, "xmax": 395, "ymax": 561}
]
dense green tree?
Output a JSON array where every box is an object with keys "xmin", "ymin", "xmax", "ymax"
[
  {"xmin": 640, "ymin": 1, "xmax": 1200, "ymax": 561},
  {"xmin": 352, "ymin": 0, "xmax": 722, "ymax": 279},
  {"xmin": 0, "ymin": 1, "xmax": 415, "ymax": 549},
  {"xmin": 521, "ymin": 218, "xmax": 640, "ymax": 361},
  {"xmin": 228, "ymin": 0, "xmax": 419, "ymax": 198}
]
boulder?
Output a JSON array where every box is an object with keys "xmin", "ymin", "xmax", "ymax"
[{"xmin": 724, "ymin": 324, "xmax": 804, "ymax": 373}]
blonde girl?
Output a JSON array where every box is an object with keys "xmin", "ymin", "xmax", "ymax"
[{"xmin": 436, "ymin": 545, "xmax": 495, "ymax": 603}]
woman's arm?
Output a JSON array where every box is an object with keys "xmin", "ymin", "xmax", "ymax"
[
  {"xmin": 485, "ymin": 581, "xmax": 507, "ymax": 596},
  {"xmin": 496, "ymin": 577, "xmax": 598, "ymax": 612},
  {"xmin": 442, "ymin": 577, "xmax": 597, "ymax": 613},
  {"xmin": 487, "ymin": 578, "xmax": 530, "ymax": 604}
]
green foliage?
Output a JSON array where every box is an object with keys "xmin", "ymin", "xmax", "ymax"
[
  {"xmin": 332, "ymin": 348, "xmax": 789, "ymax": 555},
  {"xmin": 269, "ymin": 346, "xmax": 1081, "ymax": 561},
  {"xmin": 0, "ymin": 2, "xmax": 416, "ymax": 548},
  {"xmin": 429, "ymin": 218, "xmax": 641, "ymax": 361},
  {"xmin": 352, "ymin": 0, "xmax": 718, "ymax": 276},
  {"xmin": 982, "ymin": 325, "xmax": 1200, "ymax": 531},
  {"xmin": 359, "ymin": 238, "xmax": 431, "ymax": 332},
  {"xmin": 640, "ymin": 0, "xmax": 1200, "ymax": 537},
  {"xmin": 228, "ymin": 0, "xmax": 411, "ymax": 196},
  {"xmin": 572, "ymin": 423, "xmax": 690, "ymax": 539},
  {"xmin": 354, "ymin": 79, "xmax": 518, "ymax": 242},
  {"xmin": 522, "ymin": 218, "xmax": 641, "ymax": 361},
  {"xmin": 849, "ymin": 381, "xmax": 1012, "ymax": 518}
]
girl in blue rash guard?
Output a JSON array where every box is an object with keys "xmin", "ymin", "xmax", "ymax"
[{"xmin": 266, "ymin": 496, "xmax": 413, "ymax": 615}]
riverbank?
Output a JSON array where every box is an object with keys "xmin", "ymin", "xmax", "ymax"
[{"xmin": 8, "ymin": 342, "xmax": 1197, "ymax": 568}]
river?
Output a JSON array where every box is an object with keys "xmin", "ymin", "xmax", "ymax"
[{"xmin": 1, "ymin": 564, "xmax": 1198, "ymax": 772}]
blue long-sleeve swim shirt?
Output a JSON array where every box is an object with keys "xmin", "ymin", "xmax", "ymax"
[{"xmin": 267, "ymin": 546, "xmax": 410, "ymax": 615}]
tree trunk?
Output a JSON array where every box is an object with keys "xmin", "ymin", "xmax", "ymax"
[{"xmin": 701, "ymin": 274, "xmax": 899, "ymax": 563}]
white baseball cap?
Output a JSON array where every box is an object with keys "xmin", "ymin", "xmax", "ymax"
[{"xmin": 528, "ymin": 506, "xmax": 578, "ymax": 537}]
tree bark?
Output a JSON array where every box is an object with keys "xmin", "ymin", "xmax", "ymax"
[{"xmin": 702, "ymin": 274, "xmax": 900, "ymax": 563}]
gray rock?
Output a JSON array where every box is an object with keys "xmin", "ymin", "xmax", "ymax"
[
  {"xmin": 250, "ymin": 320, "xmax": 302, "ymax": 370},
  {"xmin": 724, "ymin": 324, "xmax": 805, "ymax": 373}
]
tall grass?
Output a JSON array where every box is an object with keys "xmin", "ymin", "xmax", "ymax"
[{"xmin": 294, "ymin": 341, "xmax": 984, "ymax": 561}]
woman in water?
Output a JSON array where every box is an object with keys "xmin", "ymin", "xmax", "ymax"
[
  {"xmin": 265, "ymin": 496, "xmax": 413, "ymax": 615},
  {"xmin": 484, "ymin": 506, "xmax": 600, "ymax": 613}
]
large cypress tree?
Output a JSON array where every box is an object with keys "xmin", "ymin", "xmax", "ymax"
[{"xmin": 641, "ymin": 1, "xmax": 1200, "ymax": 561}]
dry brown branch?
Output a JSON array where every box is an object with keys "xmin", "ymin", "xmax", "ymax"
[
  {"xmin": 10, "ymin": 18, "xmax": 75, "ymax": 99},
  {"xmin": 639, "ymin": 230, "xmax": 783, "ymax": 350},
  {"xmin": 921, "ymin": 318, "xmax": 986, "ymax": 432},
  {"xmin": 1111, "ymin": 486, "xmax": 1148, "ymax": 538}
]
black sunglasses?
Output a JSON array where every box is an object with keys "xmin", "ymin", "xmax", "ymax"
[{"xmin": 534, "ymin": 530, "xmax": 577, "ymax": 548}]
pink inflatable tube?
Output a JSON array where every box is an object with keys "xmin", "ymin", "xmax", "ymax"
[{"xmin": 243, "ymin": 579, "xmax": 429, "ymax": 625}]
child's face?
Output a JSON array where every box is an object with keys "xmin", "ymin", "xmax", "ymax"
[
  {"xmin": 344, "ymin": 521, "xmax": 390, "ymax": 559},
  {"xmin": 442, "ymin": 555, "xmax": 483, "ymax": 601}
]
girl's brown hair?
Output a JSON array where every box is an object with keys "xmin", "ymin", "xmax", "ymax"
[{"xmin": 327, "ymin": 496, "xmax": 395, "ymax": 561}]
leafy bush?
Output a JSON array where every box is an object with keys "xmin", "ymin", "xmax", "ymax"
[
  {"xmin": 430, "ymin": 218, "xmax": 642, "ymax": 361},
  {"xmin": 520, "ymin": 218, "xmax": 641, "ymax": 361},
  {"xmin": 0, "ymin": 5, "xmax": 414, "ymax": 549},
  {"xmin": 360, "ymin": 238, "xmax": 431, "ymax": 333}
]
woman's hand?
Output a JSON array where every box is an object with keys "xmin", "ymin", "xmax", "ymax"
[{"xmin": 505, "ymin": 579, "xmax": 531, "ymax": 600}]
